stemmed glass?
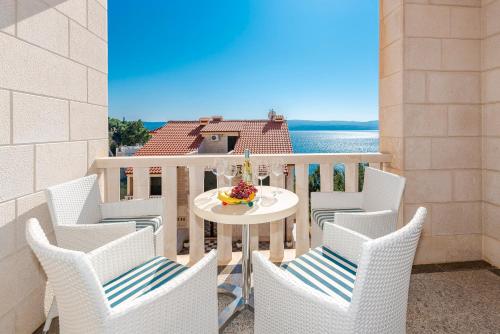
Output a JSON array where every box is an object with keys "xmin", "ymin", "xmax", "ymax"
[
  {"xmin": 271, "ymin": 161, "xmax": 284, "ymax": 197},
  {"xmin": 255, "ymin": 164, "xmax": 269, "ymax": 200},
  {"xmin": 224, "ymin": 163, "xmax": 238, "ymax": 186},
  {"xmin": 211, "ymin": 160, "xmax": 226, "ymax": 195}
]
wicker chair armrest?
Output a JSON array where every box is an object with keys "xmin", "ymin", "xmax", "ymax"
[
  {"xmin": 252, "ymin": 251, "xmax": 350, "ymax": 333},
  {"xmin": 88, "ymin": 227, "xmax": 155, "ymax": 284},
  {"xmin": 333, "ymin": 210, "xmax": 397, "ymax": 239},
  {"xmin": 55, "ymin": 223, "xmax": 136, "ymax": 252},
  {"xmin": 310, "ymin": 191, "xmax": 363, "ymax": 209},
  {"xmin": 100, "ymin": 198, "xmax": 163, "ymax": 218},
  {"xmin": 323, "ymin": 223, "xmax": 371, "ymax": 264},
  {"xmin": 107, "ymin": 250, "xmax": 218, "ymax": 334}
]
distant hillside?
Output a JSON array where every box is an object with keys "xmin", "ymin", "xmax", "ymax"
[
  {"xmin": 144, "ymin": 120, "xmax": 379, "ymax": 132},
  {"xmin": 287, "ymin": 120, "xmax": 378, "ymax": 131}
]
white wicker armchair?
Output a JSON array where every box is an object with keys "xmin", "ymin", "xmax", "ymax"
[
  {"xmin": 45, "ymin": 174, "xmax": 164, "ymax": 255},
  {"xmin": 27, "ymin": 219, "xmax": 218, "ymax": 334},
  {"xmin": 309, "ymin": 167, "xmax": 406, "ymax": 248},
  {"xmin": 253, "ymin": 207, "xmax": 426, "ymax": 334}
]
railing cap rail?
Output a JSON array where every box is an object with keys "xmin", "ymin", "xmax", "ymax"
[{"xmin": 94, "ymin": 152, "xmax": 392, "ymax": 168}]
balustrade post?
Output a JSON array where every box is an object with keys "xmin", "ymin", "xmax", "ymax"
[
  {"xmin": 294, "ymin": 164, "xmax": 310, "ymax": 256},
  {"xmin": 133, "ymin": 167, "xmax": 150, "ymax": 199},
  {"xmin": 162, "ymin": 166, "xmax": 177, "ymax": 260},
  {"xmin": 369, "ymin": 162, "xmax": 381, "ymax": 170},
  {"xmin": 320, "ymin": 163, "xmax": 334, "ymax": 192},
  {"xmin": 345, "ymin": 163, "xmax": 359, "ymax": 193},
  {"xmin": 249, "ymin": 173, "xmax": 260, "ymax": 253},
  {"xmin": 188, "ymin": 165, "xmax": 205, "ymax": 263},
  {"xmin": 217, "ymin": 177, "xmax": 233, "ymax": 265},
  {"xmin": 269, "ymin": 172, "xmax": 285, "ymax": 261},
  {"xmin": 105, "ymin": 168, "xmax": 120, "ymax": 202}
]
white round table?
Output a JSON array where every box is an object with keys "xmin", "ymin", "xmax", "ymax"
[{"xmin": 192, "ymin": 186, "xmax": 298, "ymax": 329}]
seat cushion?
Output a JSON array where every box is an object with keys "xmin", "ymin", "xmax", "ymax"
[
  {"xmin": 103, "ymin": 256, "xmax": 188, "ymax": 308},
  {"xmin": 311, "ymin": 208, "xmax": 364, "ymax": 230},
  {"xmin": 282, "ymin": 246, "xmax": 357, "ymax": 305},
  {"xmin": 100, "ymin": 215, "xmax": 162, "ymax": 233}
]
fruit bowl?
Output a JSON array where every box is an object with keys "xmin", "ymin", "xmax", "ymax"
[{"xmin": 217, "ymin": 181, "xmax": 258, "ymax": 207}]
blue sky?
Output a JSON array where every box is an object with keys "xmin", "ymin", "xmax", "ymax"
[{"xmin": 108, "ymin": 1, "xmax": 379, "ymax": 122}]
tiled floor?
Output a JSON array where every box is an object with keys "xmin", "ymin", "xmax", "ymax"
[{"xmin": 35, "ymin": 258, "xmax": 500, "ymax": 334}]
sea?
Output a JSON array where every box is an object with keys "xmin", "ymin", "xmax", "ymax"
[
  {"xmin": 289, "ymin": 130, "xmax": 379, "ymax": 173},
  {"xmin": 290, "ymin": 130, "xmax": 379, "ymax": 154}
]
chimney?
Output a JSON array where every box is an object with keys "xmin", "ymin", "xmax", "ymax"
[
  {"xmin": 274, "ymin": 114, "xmax": 285, "ymax": 122},
  {"xmin": 199, "ymin": 117, "xmax": 211, "ymax": 125},
  {"xmin": 211, "ymin": 115, "xmax": 223, "ymax": 122}
]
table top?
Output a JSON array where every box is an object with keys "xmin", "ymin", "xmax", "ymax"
[{"xmin": 192, "ymin": 186, "xmax": 299, "ymax": 225}]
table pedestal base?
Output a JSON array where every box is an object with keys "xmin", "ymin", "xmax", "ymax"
[
  {"xmin": 218, "ymin": 283, "xmax": 254, "ymax": 331},
  {"xmin": 218, "ymin": 223, "xmax": 254, "ymax": 331}
]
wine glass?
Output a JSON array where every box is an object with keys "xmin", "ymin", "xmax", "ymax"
[
  {"xmin": 271, "ymin": 161, "xmax": 284, "ymax": 197},
  {"xmin": 271, "ymin": 161, "xmax": 284, "ymax": 177},
  {"xmin": 224, "ymin": 163, "xmax": 238, "ymax": 186},
  {"xmin": 255, "ymin": 164, "xmax": 269, "ymax": 199},
  {"xmin": 211, "ymin": 160, "xmax": 226, "ymax": 195}
]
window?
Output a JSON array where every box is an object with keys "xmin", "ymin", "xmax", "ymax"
[{"xmin": 150, "ymin": 177, "xmax": 162, "ymax": 196}]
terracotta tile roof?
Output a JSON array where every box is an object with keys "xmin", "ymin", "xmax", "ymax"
[
  {"xmin": 233, "ymin": 120, "xmax": 293, "ymax": 154},
  {"xmin": 127, "ymin": 119, "xmax": 292, "ymax": 174},
  {"xmin": 200, "ymin": 121, "xmax": 246, "ymax": 133},
  {"xmin": 136, "ymin": 121, "xmax": 204, "ymax": 156}
]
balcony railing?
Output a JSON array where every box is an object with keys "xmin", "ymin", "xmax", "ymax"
[{"xmin": 94, "ymin": 153, "xmax": 392, "ymax": 264}]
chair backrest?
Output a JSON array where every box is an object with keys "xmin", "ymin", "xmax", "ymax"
[
  {"xmin": 26, "ymin": 219, "xmax": 110, "ymax": 332},
  {"xmin": 349, "ymin": 207, "xmax": 426, "ymax": 333},
  {"xmin": 46, "ymin": 174, "xmax": 102, "ymax": 226},
  {"xmin": 361, "ymin": 167, "xmax": 405, "ymax": 212}
]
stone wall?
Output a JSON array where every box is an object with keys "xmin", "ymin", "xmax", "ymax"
[
  {"xmin": 0, "ymin": 0, "xmax": 108, "ymax": 332},
  {"xmin": 482, "ymin": 0, "xmax": 500, "ymax": 267},
  {"xmin": 380, "ymin": 0, "xmax": 484, "ymax": 264}
]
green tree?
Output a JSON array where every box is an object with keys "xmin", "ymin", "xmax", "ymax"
[
  {"xmin": 334, "ymin": 167, "xmax": 345, "ymax": 191},
  {"xmin": 309, "ymin": 165, "xmax": 345, "ymax": 193},
  {"xmin": 108, "ymin": 117, "xmax": 151, "ymax": 155}
]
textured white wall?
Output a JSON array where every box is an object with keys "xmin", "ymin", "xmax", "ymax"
[
  {"xmin": 482, "ymin": 0, "xmax": 500, "ymax": 267},
  {"xmin": 0, "ymin": 0, "xmax": 108, "ymax": 332}
]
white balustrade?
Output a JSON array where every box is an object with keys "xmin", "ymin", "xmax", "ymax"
[
  {"xmin": 96, "ymin": 153, "xmax": 392, "ymax": 264},
  {"xmin": 188, "ymin": 165, "xmax": 205, "ymax": 264},
  {"xmin": 162, "ymin": 166, "xmax": 178, "ymax": 260}
]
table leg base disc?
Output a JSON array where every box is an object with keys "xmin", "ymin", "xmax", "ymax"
[
  {"xmin": 218, "ymin": 284, "xmax": 255, "ymax": 331},
  {"xmin": 218, "ymin": 296, "xmax": 254, "ymax": 332}
]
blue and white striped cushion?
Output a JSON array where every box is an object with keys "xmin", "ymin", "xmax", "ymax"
[
  {"xmin": 312, "ymin": 208, "xmax": 364, "ymax": 229},
  {"xmin": 282, "ymin": 246, "xmax": 357, "ymax": 305},
  {"xmin": 99, "ymin": 215, "xmax": 163, "ymax": 232},
  {"xmin": 103, "ymin": 256, "xmax": 188, "ymax": 308}
]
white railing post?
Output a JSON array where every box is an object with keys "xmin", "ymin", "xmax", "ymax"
[
  {"xmin": 105, "ymin": 168, "xmax": 120, "ymax": 202},
  {"xmin": 294, "ymin": 164, "xmax": 310, "ymax": 256},
  {"xmin": 320, "ymin": 163, "xmax": 333, "ymax": 192},
  {"xmin": 162, "ymin": 166, "xmax": 177, "ymax": 260},
  {"xmin": 133, "ymin": 167, "xmax": 150, "ymax": 199},
  {"xmin": 188, "ymin": 165, "xmax": 205, "ymax": 263},
  {"xmin": 217, "ymin": 177, "xmax": 232, "ymax": 265},
  {"xmin": 369, "ymin": 162, "xmax": 381, "ymax": 170},
  {"xmin": 345, "ymin": 163, "xmax": 359, "ymax": 193},
  {"xmin": 270, "ymin": 172, "xmax": 285, "ymax": 261},
  {"xmin": 249, "ymin": 173, "xmax": 260, "ymax": 253}
]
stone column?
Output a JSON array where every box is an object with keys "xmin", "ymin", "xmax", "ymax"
[{"xmin": 380, "ymin": 0, "xmax": 483, "ymax": 264}]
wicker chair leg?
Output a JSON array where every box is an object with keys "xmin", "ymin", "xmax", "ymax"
[{"xmin": 42, "ymin": 299, "xmax": 57, "ymax": 334}]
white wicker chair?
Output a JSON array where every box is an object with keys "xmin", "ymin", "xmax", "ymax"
[
  {"xmin": 309, "ymin": 167, "xmax": 406, "ymax": 248},
  {"xmin": 253, "ymin": 207, "xmax": 426, "ymax": 334},
  {"xmin": 45, "ymin": 174, "xmax": 164, "ymax": 255},
  {"xmin": 27, "ymin": 219, "xmax": 218, "ymax": 334}
]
